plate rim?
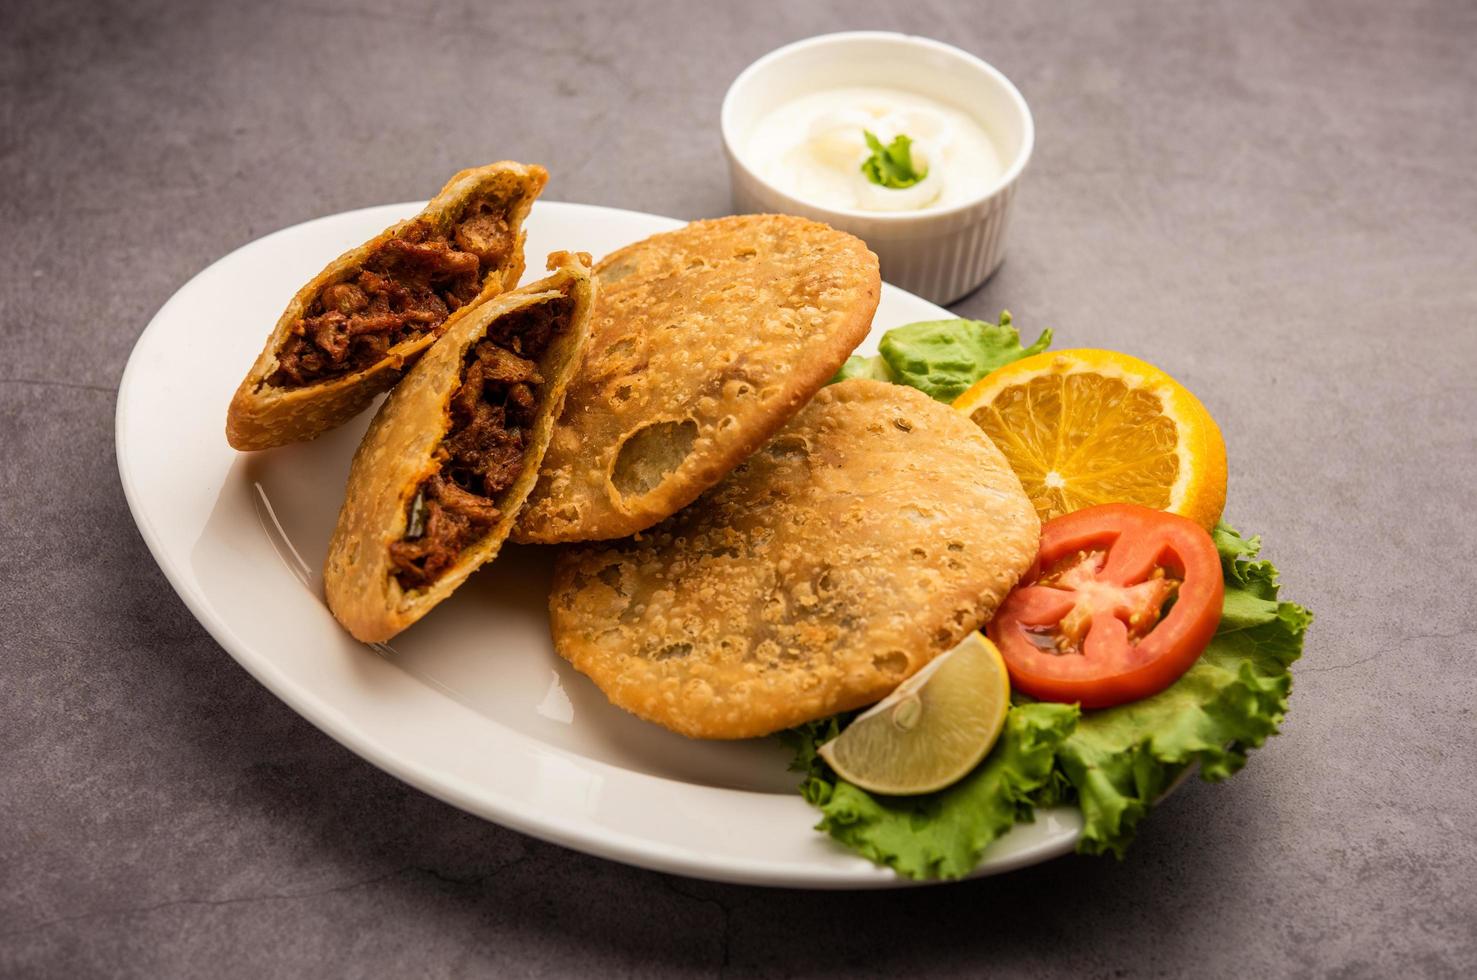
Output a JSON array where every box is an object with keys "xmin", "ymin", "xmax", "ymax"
[{"xmin": 115, "ymin": 199, "xmax": 1083, "ymax": 888}]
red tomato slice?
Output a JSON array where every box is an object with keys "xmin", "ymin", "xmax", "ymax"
[{"xmin": 987, "ymin": 503, "xmax": 1224, "ymax": 709}]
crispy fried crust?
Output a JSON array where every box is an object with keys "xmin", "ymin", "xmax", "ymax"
[
  {"xmin": 226, "ymin": 161, "xmax": 548, "ymax": 451},
  {"xmin": 548, "ymin": 379, "xmax": 1041, "ymax": 739},
  {"xmin": 324, "ymin": 252, "xmax": 594, "ymax": 643},
  {"xmin": 513, "ymin": 214, "xmax": 880, "ymax": 544}
]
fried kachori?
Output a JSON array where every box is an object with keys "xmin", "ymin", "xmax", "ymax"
[
  {"xmin": 228, "ymin": 161, "xmax": 546, "ymax": 451},
  {"xmin": 324, "ymin": 252, "xmax": 594, "ymax": 643},
  {"xmin": 514, "ymin": 214, "xmax": 880, "ymax": 544},
  {"xmin": 548, "ymin": 378, "xmax": 1041, "ymax": 739}
]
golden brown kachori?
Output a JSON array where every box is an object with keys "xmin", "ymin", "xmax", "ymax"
[
  {"xmin": 548, "ymin": 378, "xmax": 1040, "ymax": 739},
  {"xmin": 514, "ymin": 214, "xmax": 880, "ymax": 544}
]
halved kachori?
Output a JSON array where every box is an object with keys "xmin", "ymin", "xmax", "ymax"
[
  {"xmin": 325, "ymin": 252, "xmax": 594, "ymax": 643},
  {"xmin": 228, "ymin": 161, "xmax": 546, "ymax": 450}
]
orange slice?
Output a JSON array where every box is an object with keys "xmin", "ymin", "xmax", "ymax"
[{"xmin": 952, "ymin": 349, "xmax": 1227, "ymax": 531}]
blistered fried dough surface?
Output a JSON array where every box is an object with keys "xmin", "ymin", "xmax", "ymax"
[
  {"xmin": 226, "ymin": 161, "xmax": 547, "ymax": 451},
  {"xmin": 549, "ymin": 379, "xmax": 1041, "ymax": 740},
  {"xmin": 514, "ymin": 214, "xmax": 880, "ymax": 544},
  {"xmin": 323, "ymin": 252, "xmax": 594, "ymax": 644}
]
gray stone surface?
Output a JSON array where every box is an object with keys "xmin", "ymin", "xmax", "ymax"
[{"xmin": 2, "ymin": 0, "xmax": 1474, "ymax": 975}]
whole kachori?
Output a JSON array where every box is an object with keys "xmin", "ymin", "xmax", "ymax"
[
  {"xmin": 514, "ymin": 214, "xmax": 880, "ymax": 544},
  {"xmin": 548, "ymin": 378, "xmax": 1041, "ymax": 739}
]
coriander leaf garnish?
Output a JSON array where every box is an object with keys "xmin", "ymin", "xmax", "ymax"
[{"xmin": 860, "ymin": 130, "xmax": 928, "ymax": 189}]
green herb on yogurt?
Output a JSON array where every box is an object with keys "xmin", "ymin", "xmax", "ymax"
[{"xmin": 860, "ymin": 130, "xmax": 928, "ymax": 189}]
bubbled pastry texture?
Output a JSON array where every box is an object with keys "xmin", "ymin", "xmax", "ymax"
[
  {"xmin": 514, "ymin": 214, "xmax": 880, "ymax": 543},
  {"xmin": 548, "ymin": 379, "xmax": 1042, "ymax": 739}
]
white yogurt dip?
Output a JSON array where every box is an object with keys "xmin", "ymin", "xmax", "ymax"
[{"xmin": 745, "ymin": 86, "xmax": 1005, "ymax": 213}]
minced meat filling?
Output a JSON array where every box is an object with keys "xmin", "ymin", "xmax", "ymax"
[
  {"xmin": 389, "ymin": 298, "xmax": 571, "ymax": 590},
  {"xmin": 269, "ymin": 200, "xmax": 515, "ymax": 388}
]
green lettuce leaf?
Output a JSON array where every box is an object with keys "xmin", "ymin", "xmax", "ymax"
[
  {"xmin": 779, "ymin": 714, "xmax": 847, "ymax": 807},
  {"xmin": 1053, "ymin": 523, "xmax": 1312, "ymax": 858},
  {"xmin": 831, "ymin": 311, "xmax": 1050, "ymax": 398},
  {"xmin": 830, "ymin": 353, "xmax": 896, "ymax": 385},
  {"xmin": 881, "ymin": 311, "xmax": 1051, "ymax": 402},
  {"xmin": 787, "ymin": 702, "xmax": 1078, "ymax": 880}
]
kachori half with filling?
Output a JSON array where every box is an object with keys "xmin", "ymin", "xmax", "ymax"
[
  {"xmin": 324, "ymin": 251, "xmax": 594, "ymax": 643},
  {"xmin": 228, "ymin": 161, "xmax": 546, "ymax": 450}
]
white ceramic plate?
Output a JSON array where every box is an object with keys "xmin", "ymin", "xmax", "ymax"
[{"xmin": 116, "ymin": 200, "xmax": 1083, "ymax": 888}]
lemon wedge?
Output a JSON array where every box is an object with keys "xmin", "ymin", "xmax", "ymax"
[
  {"xmin": 818, "ymin": 632, "xmax": 1010, "ymax": 795},
  {"xmin": 951, "ymin": 348, "xmax": 1228, "ymax": 531}
]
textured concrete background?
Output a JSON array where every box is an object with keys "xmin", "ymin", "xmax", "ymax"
[{"xmin": 3, "ymin": 0, "xmax": 1474, "ymax": 976}]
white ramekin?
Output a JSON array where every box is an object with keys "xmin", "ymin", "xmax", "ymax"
[{"xmin": 721, "ymin": 32, "xmax": 1034, "ymax": 305}]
